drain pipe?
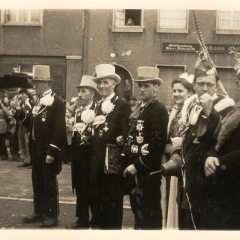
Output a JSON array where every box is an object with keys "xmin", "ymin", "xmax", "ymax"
[{"xmin": 82, "ymin": 9, "xmax": 88, "ymax": 75}]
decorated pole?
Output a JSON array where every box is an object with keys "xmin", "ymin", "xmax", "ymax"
[{"xmin": 193, "ymin": 10, "xmax": 229, "ymax": 97}]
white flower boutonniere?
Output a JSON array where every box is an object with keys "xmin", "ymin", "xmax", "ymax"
[
  {"xmin": 73, "ymin": 122, "xmax": 86, "ymax": 132},
  {"xmin": 40, "ymin": 94, "xmax": 54, "ymax": 107},
  {"xmin": 81, "ymin": 109, "xmax": 96, "ymax": 124},
  {"xmin": 101, "ymin": 100, "xmax": 115, "ymax": 115}
]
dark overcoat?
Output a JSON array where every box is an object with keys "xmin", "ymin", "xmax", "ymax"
[
  {"xmin": 21, "ymin": 93, "xmax": 66, "ymax": 174},
  {"xmin": 71, "ymin": 101, "xmax": 96, "ymax": 192},
  {"xmin": 182, "ymin": 95, "xmax": 232, "ymax": 229},
  {"xmin": 89, "ymin": 95, "xmax": 131, "ymax": 201},
  {"xmin": 206, "ymin": 104, "xmax": 240, "ymax": 229}
]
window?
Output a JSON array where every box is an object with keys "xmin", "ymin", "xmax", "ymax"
[
  {"xmin": 157, "ymin": 10, "xmax": 188, "ymax": 33},
  {"xmin": 1, "ymin": 9, "xmax": 43, "ymax": 26},
  {"xmin": 112, "ymin": 9, "xmax": 144, "ymax": 32},
  {"xmin": 216, "ymin": 11, "xmax": 240, "ymax": 34}
]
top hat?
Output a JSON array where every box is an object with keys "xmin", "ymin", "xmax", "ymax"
[
  {"xmin": 76, "ymin": 75, "xmax": 99, "ymax": 96},
  {"xmin": 134, "ymin": 67, "xmax": 163, "ymax": 85},
  {"xmin": 32, "ymin": 65, "xmax": 53, "ymax": 81},
  {"xmin": 92, "ymin": 64, "xmax": 121, "ymax": 85}
]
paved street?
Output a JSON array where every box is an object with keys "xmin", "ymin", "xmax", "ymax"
[{"xmin": 0, "ymin": 159, "xmax": 134, "ymax": 230}]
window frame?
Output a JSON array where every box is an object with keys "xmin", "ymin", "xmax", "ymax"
[
  {"xmin": 1, "ymin": 9, "xmax": 43, "ymax": 27},
  {"xmin": 157, "ymin": 10, "xmax": 189, "ymax": 34},
  {"xmin": 216, "ymin": 10, "xmax": 240, "ymax": 35},
  {"xmin": 112, "ymin": 9, "xmax": 144, "ymax": 33}
]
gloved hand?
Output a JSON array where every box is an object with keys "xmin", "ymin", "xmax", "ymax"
[
  {"xmin": 171, "ymin": 137, "xmax": 183, "ymax": 151},
  {"xmin": 123, "ymin": 164, "xmax": 137, "ymax": 177},
  {"xmin": 204, "ymin": 157, "xmax": 220, "ymax": 176},
  {"xmin": 141, "ymin": 144, "xmax": 149, "ymax": 155}
]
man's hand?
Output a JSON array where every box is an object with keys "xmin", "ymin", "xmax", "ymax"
[
  {"xmin": 199, "ymin": 93, "xmax": 213, "ymax": 117},
  {"xmin": 123, "ymin": 164, "xmax": 137, "ymax": 177},
  {"xmin": 171, "ymin": 137, "xmax": 183, "ymax": 151},
  {"xmin": 204, "ymin": 157, "xmax": 220, "ymax": 176},
  {"xmin": 141, "ymin": 144, "xmax": 149, "ymax": 155},
  {"xmin": 46, "ymin": 155, "xmax": 55, "ymax": 164}
]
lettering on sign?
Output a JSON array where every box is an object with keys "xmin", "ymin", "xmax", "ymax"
[{"xmin": 163, "ymin": 43, "xmax": 240, "ymax": 54}]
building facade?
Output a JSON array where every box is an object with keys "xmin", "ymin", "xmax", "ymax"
[
  {"xmin": 0, "ymin": 9, "xmax": 239, "ymax": 107},
  {"xmin": 0, "ymin": 9, "xmax": 85, "ymax": 100},
  {"xmin": 86, "ymin": 9, "xmax": 240, "ymax": 108}
]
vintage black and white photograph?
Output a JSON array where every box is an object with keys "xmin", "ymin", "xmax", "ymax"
[{"xmin": 0, "ymin": 0, "xmax": 239, "ymax": 239}]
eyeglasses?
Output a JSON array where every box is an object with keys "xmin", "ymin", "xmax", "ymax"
[{"xmin": 195, "ymin": 82, "xmax": 216, "ymax": 88}]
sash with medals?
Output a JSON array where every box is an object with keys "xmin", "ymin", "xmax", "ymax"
[{"xmin": 122, "ymin": 96, "xmax": 158, "ymax": 156}]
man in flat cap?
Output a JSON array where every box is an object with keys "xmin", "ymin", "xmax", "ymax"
[
  {"xmin": 89, "ymin": 64, "xmax": 131, "ymax": 229},
  {"xmin": 65, "ymin": 75, "xmax": 98, "ymax": 229},
  {"xmin": 123, "ymin": 66, "xmax": 169, "ymax": 229},
  {"xmin": 20, "ymin": 65, "xmax": 66, "ymax": 228}
]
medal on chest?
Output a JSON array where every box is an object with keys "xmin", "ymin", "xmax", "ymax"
[
  {"xmin": 136, "ymin": 132, "xmax": 144, "ymax": 144},
  {"xmin": 103, "ymin": 122, "xmax": 109, "ymax": 132},
  {"xmin": 131, "ymin": 144, "xmax": 138, "ymax": 153},
  {"xmin": 135, "ymin": 120, "xmax": 144, "ymax": 144},
  {"xmin": 41, "ymin": 112, "xmax": 47, "ymax": 122},
  {"xmin": 136, "ymin": 120, "xmax": 144, "ymax": 131}
]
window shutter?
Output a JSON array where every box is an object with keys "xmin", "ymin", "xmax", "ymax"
[{"xmin": 115, "ymin": 9, "xmax": 125, "ymax": 27}]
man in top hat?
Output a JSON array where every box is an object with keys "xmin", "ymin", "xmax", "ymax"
[
  {"xmin": 65, "ymin": 75, "xmax": 98, "ymax": 229},
  {"xmin": 20, "ymin": 65, "xmax": 66, "ymax": 228},
  {"xmin": 123, "ymin": 66, "xmax": 169, "ymax": 229},
  {"xmin": 181, "ymin": 62, "xmax": 235, "ymax": 229},
  {"xmin": 89, "ymin": 64, "xmax": 131, "ymax": 229}
]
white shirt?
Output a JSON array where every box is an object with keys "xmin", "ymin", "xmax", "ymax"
[
  {"xmin": 102, "ymin": 92, "xmax": 115, "ymax": 101},
  {"xmin": 83, "ymin": 101, "xmax": 93, "ymax": 110}
]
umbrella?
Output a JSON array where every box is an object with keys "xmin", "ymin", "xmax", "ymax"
[{"xmin": 0, "ymin": 73, "xmax": 33, "ymax": 89}]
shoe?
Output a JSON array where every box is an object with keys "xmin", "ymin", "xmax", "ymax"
[
  {"xmin": 65, "ymin": 221, "xmax": 89, "ymax": 229},
  {"xmin": 21, "ymin": 214, "xmax": 45, "ymax": 223},
  {"xmin": 17, "ymin": 163, "xmax": 30, "ymax": 168},
  {"xmin": 2, "ymin": 156, "xmax": 9, "ymax": 160},
  {"xmin": 39, "ymin": 217, "xmax": 58, "ymax": 228}
]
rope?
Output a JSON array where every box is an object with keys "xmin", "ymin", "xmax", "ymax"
[{"xmin": 193, "ymin": 10, "xmax": 229, "ymax": 97}]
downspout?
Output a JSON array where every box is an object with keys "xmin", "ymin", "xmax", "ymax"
[{"xmin": 82, "ymin": 9, "xmax": 88, "ymax": 75}]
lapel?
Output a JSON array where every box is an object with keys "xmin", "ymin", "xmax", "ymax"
[
  {"xmin": 34, "ymin": 93, "xmax": 55, "ymax": 118},
  {"xmin": 95, "ymin": 95, "xmax": 118, "ymax": 130},
  {"xmin": 35, "ymin": 105, "xmax": 48, "ymax": 117},
  {"xmin": 75, "ymin": 101, "xmax": 96, "ymax": 123}
]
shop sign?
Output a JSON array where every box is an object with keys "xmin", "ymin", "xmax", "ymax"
[{"xmin": 163, "ymin": 43, "xmax": 240, "ymax": 54}]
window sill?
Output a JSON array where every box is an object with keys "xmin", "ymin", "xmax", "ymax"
[
  {"xmin": 216, "ymin": 29, "xmax": 240, "ymax": 35},
  {"xmin": 157, "ymin": 28, "xmax": 188, "ymax": 34},
  {"xmin": 112, "ymin": 26, "xmax": 144, "ymax": 33},
  {"xmin": 2, "ymin": 22, "xmax": 42, "ymax": 27}
]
